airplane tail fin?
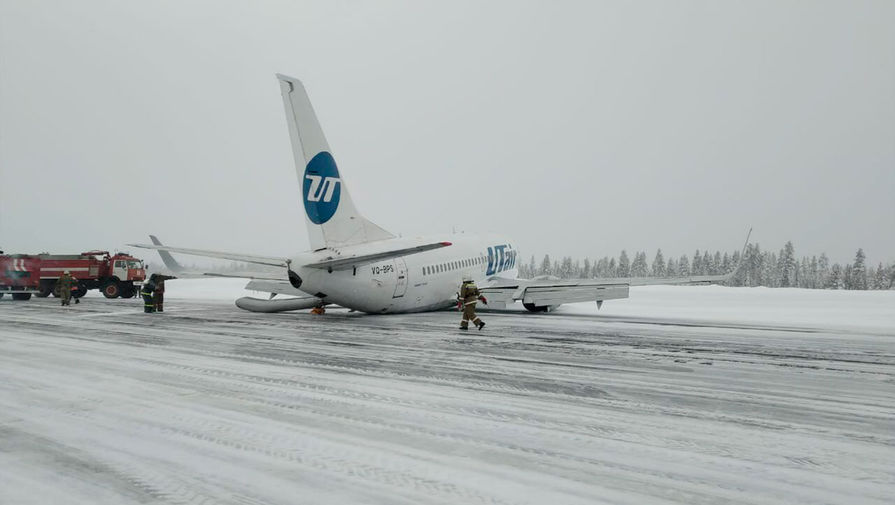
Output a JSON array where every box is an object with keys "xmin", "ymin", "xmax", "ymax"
[{"xmin": 276, "ymin": 74, "xmax": 394, "ymax": 250}]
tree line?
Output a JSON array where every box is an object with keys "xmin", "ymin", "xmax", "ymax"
[{"xmin": 517, "ymin": 243, "xmax": 895, "ymax": 290}]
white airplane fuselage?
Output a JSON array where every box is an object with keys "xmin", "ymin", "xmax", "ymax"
[{"xmin": 292, "ymin": 233, "xmax": 518, "ymax": 313}]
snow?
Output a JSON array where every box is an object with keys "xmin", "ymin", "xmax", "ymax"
[
  {"xmin": 1, "ymin": 282, "xmax": 893, "ymax": 505},
  {"xmin": 561, "ymin": 285, "xmax": 895, "ymax": 334}
]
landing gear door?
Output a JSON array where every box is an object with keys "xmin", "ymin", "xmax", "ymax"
[{"xmin": 393, "ymin": 258, "xmax": 407, "ymax": 298}]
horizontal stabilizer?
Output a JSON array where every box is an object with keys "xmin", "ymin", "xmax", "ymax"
[
  {"xmin": 306, "ymin": 241, "xmax": 452, "ymax": 270},
  {"xmin": 128, "ymin": 243, "xmax": 289, "ymax": 268}
]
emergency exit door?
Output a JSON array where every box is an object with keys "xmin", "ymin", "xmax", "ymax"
[{"xmin": 393, "ymin": 258, "xmax": 407, "ymax": 298}]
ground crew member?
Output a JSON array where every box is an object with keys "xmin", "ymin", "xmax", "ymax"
[
  {"xmin": 57, "ymin": 271, "xmax": 78, "ymax": 307},
  {"xmin": 152, "ymin": 274, "xmax": 177, "ymax": 312},
  {"xmin": 458, "ymin": 276, "xmax": 486, "ymax": 330},
  {"xmin": 310, "ymin": 301, "xmax": 326, "ymax": 315},
  {"xmin": 141, "ymin": 275, "xmax": 158, "ymax": 313}
]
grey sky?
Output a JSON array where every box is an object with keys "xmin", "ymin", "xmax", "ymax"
[{"xmin": 1, "ymin": 0, "xmax": 893, "ymax": 265}]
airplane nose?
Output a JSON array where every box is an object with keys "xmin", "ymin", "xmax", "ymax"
[{"xmin": 288, "ymin": 269, "xmax": 302, "ymax": 289}]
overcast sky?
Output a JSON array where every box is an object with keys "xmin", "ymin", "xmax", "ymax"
[{"xmin": 1, "ymin": 0, "xmax": 893, "ymax": 265}]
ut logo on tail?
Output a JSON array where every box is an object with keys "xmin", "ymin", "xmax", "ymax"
[
  {"xmin": 302, "ymin": 151, "xmax": 342, "ymax": 224},
  {"xmin": 305, "ymin": 175, "xmax": 340, "ymax": 203}
]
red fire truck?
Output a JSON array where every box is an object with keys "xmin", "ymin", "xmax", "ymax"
[
  {"xmin": 0, "ymin": 251, "xmax": 146, "ymax": 300},
  {"xmin": 0, "ymin": 254, "xmax": 41, "ymax": 300}
]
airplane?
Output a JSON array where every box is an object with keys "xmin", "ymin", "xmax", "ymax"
[{"xmin": 130, "ymin": 74, "xmax": 750, "ymax": 315}]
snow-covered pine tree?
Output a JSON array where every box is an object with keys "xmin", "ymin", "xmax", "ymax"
[
  {"xmin": 809, "ymin": 256, "xmax": 818, "ymax": 289},
  {"xmin": 692, "ymin": 250, "xmax": 702, "ymax": 276},
  {"xmin": 779, "ymin": 241, "xmax": 796, "ymax": 287},
  {"xmin": 818, "ymin": 253, "xmax": 830, "ymax": 288},
  {"xmin": 678, "ymin": 255, "xmax": 690, "ymax": 277},
  {"xmin": 666, "ymin": 257, "xmax": 677, "ymax": 277},
  {"xmin": 851, "ymin": 249, "xmax": 867, "ymax": 290},
  {"xmin": 763, "ymin": 251, "xmax": 778, "ymax": 287},
  {"xmin": 652, "ymin": 249, "xmax": 665, "ymax": 277},
  {"xmin": 607, "ymin": 258, "xmax": 617, "ymax": 277},
  {"xmin": 798, "ymin": 257, "xmax": 810, "ymax": 288},
  {"xmin": 539, "ymin": 254, "xmax": 551, "ymax": 276},
  {"xmin": 828, "ymin": 263, "xmax": 843, "ymax": 289},
  {"xmin": 631, "ymin": 252, "xmax": 648, "ymax": 277},
  {"xmin": 730, "ymin": 250, "xmax": 745, "ymax": 286},
  {"xmin": 560, "ymin": 256, "xmax": 573, "ymax": 279},
  {"xmin": 596, "ymin": 257, "xmax": 609, "ymax": 278},
  {"xmin": 618, "ymin": 251, "xmax": 630, "ymax": 277},
  {"xmin": 747, "ymin": 244, "xmax": 762, "ymax": 287},
  {"xmin": 873, "ymin": 263, "xmax": 887, "ymax": 290},
  {"xmin": 701, "ymin": 250, "xmax": 712, "ymax": 275}
]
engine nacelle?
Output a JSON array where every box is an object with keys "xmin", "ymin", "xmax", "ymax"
[{"xmin": 235, "ymin": 296, "xmax": 321, "ymax": 313}]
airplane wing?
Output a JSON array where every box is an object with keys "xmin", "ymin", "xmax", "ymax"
[
  {"xmin": 481, "ymin": 229, "xmax": 751, "ymax": 311},
  {"xmin": 304, "ymin": 241, "xmax": 452, "ymax": 271},
  {"xmin": 479, "ymin": 278, "xmax": 630, "ymax": 310},
  {"xmin": 128, "ymin": 243, "xmax": 290, "ymax": 268},
  {"xmin": 142, "ymin": 235, "xmax": 287, "ymax": 280}
]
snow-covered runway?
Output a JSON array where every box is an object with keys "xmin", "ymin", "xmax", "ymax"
[{"xmin": 1, "ymin": 284, "xmax": 893, "ymax": 504}]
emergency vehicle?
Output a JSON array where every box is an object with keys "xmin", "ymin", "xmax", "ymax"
[
  {"xmin": 1, "ymin": 251, "xmax": 145, "ymax": 300},
  {"xmin": 0, "ymin": 253, "xmax": 41, "ymax": 300}
]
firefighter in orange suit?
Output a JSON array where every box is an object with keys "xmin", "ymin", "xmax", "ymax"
[{"xmin": 458, "ymin": 276, "xmax": 486, "ymax": 330}]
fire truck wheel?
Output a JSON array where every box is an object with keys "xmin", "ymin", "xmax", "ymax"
[
  {"xmin": 36, "ymin": 287, "xmax": 52, "ymax": 298},
  {"xmin": 73, "ymin": 283, "xmax": 87, "ymax": 298},
  {"xmin": 102, "ymin": 282, "xmax": 120, "ymax": 299},
  {"xmin": 12, "ymin": 293, "xmax": 32, "ymax": 301},
  {"xmin": 0, "ymin": 293, "xmax": 4, "ymax": 299},
  {"xmin": 120, "ymin": 286, "xmax": 136, "ymax": 298}
]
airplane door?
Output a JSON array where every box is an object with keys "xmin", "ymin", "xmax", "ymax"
[{"xmin": 393, "ymin": 258, "xmax": 408, "ymax": 298}]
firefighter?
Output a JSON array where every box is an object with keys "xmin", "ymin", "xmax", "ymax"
[
  {"xmin": 458, "ymin": 275, "xmax": 486, "ymax": 330},
  {"xmin": 310, "ymin": 302, "xmax": 326, "ymax": 315},
  {"xmin": 152, "ymin": 274, "xmax": 177, "ymax": 312},
  {"xmin": 141, "ymin": 275, "xmax": 158, "ymax": 313},
  {"xmin": 57, "ymin": 270, "xmax": 78, "ymax": 307}
]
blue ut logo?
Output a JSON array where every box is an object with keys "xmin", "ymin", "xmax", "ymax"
[
  {"xmin": 486, "ymin": 244, "xmax": 516, "ymax": 275},
  {"xmin": 303, "ymin": 151, "xmax": 341, "ymax": 224}
]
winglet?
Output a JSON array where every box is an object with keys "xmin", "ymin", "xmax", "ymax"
[{"xmin": 149, "ymin": 235, "xmax": 185, "ymax": 273}]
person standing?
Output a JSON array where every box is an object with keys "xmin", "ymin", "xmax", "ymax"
[
  {"xmin": 152, "ymin": 274, "xmax": 177, "ymax": 312},
  {"xmin": 458, "ymin": 276, "xmax": 486, "ymax": 330},
  {"xmin": 57, "ymin": 270, "xmax": 78, "ymax": 307},
  {"xmin": 141, "ymin": 274, "xmax": 158, "ymax": 313}
]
